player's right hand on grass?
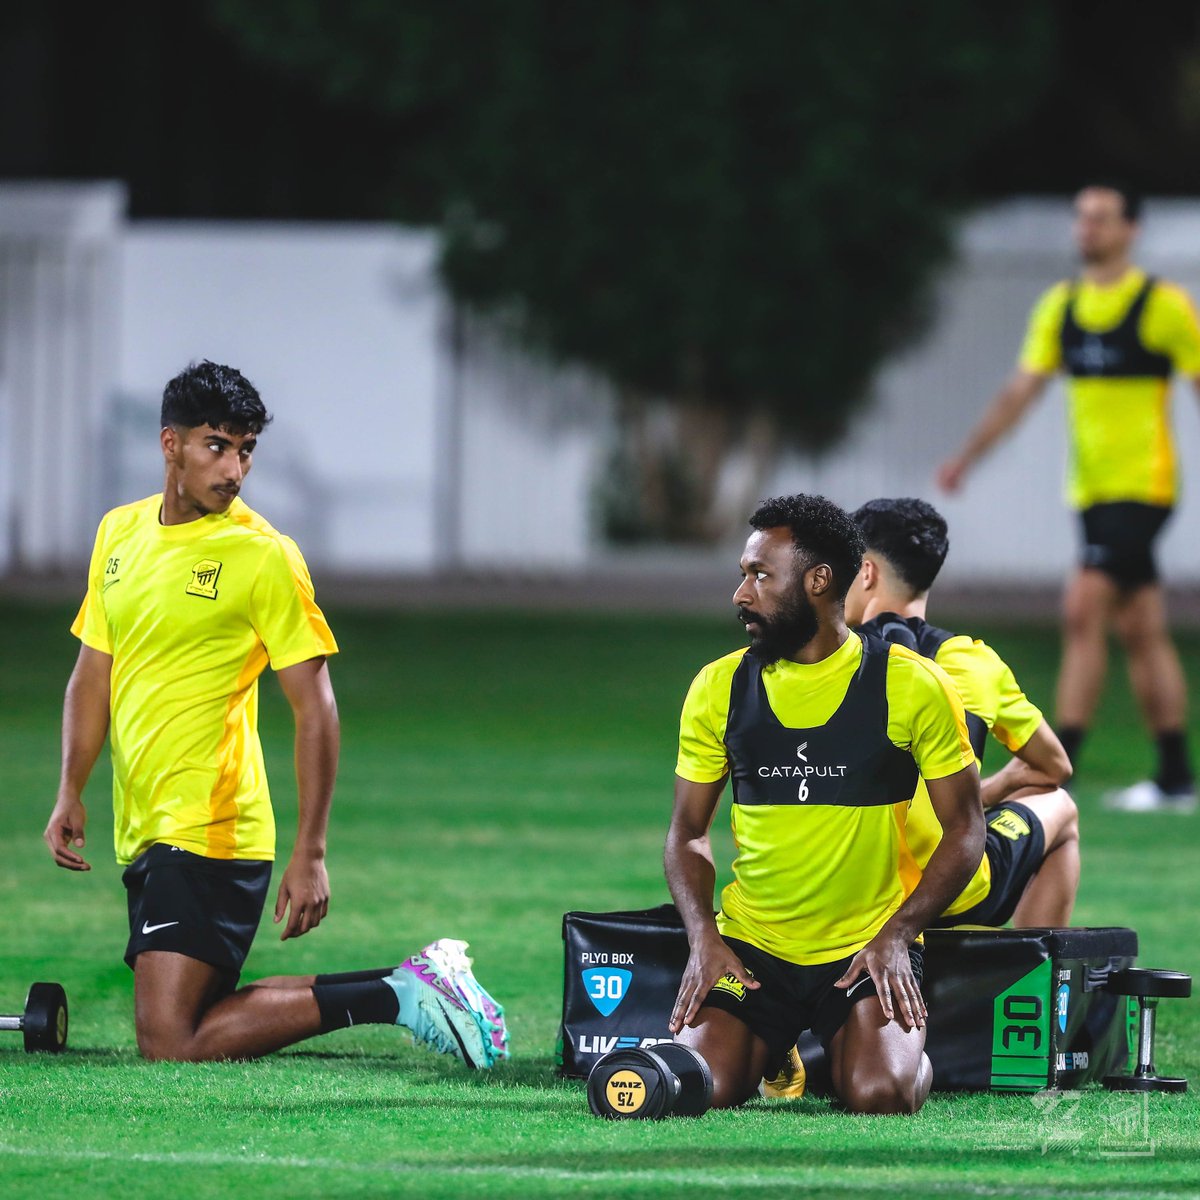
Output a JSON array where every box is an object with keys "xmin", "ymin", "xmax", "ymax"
[
  {"xmin": 44, "ymin": 794, "xmax": 90, "ymax": 871},
  {"xmin": 669, "ymin": 931, "xmax": 759, "ymax": 1033}
]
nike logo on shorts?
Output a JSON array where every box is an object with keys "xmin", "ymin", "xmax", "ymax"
[
  {"xmin": 141, "ymin": 920, "xmax": 180, "ymax": 935},
  {"xmin": 845, "ymin": 976, "xmax": 872, "ymax": 998}
]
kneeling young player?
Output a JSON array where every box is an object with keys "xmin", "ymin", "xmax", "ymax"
[{"xmin": 43, "ymin": 361, "xmax": 507, "ymax": 1066}]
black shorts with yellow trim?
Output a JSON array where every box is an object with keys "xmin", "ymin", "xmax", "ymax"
[
  {"xmin": 699, "ymin": 935, "xmax": 924, "ymax": 1060},
  {"xmin": 122, "ymin": 843, "xmax": 272, "ymax": 984},
  {"xmin": 1079, "ymin": 501, "xmax": 1172, "ymax": 588},
  {"xmin": 935, "ymin": 800, "xmax": 1046, "ymax": 929}
]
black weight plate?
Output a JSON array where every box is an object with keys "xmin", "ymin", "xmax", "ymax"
[
  {"xmin": 1105, "ymin": 968, "xmax": 1192, "ymax": 999},
  {"xmin": 647, "ymin": 1043, "xmax": 712, "ymax": 1117},
  {"xmin": 587, "ymin": 1049, "xmax": 671, "ymax": 1119},
  {"xmin": 1103, "ymin": 1073, "xmax": 1188, "ymax": 1094},
  {"xmin": 23, "ymin": 982, "xmax": 68, "ymax": 1053}
]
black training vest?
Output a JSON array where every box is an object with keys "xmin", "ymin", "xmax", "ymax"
[
  {"xmin": 857, "ymin": 612, "xmax": 988, "ymax": 765},
  {"xmin": 723, "ymin": 634, "xmax": 918, "ymax": 809},
  {"xmin": 1060, "ymin": 276, "xmax": 1171, "ymax": 379}
]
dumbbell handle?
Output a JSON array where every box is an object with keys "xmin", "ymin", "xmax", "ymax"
[
  {"xmin": 0, "ymin": 1015, "xmax": 23, "ymax": 1031},
  {"xmin": 1134, "ymin": 999, "xmax": 1158, "ymax": 1076}
]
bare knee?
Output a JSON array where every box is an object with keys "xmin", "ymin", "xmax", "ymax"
[
  {"xmin": 1114, "ymin": 591, "xmax": 1168, "ymax": 650},
  {"xmin": 1059, "ymin": 793, "xmax": 1079, "ymax": 842},
  {"xmin": 1116, "ymin": 617, "xmax": 1156, "ymax": 656},
  {"xmin": 1062, "ymin": 596, "xmax": 1104, "ymax": 642},
  {"xmin": 678, "ymin": 1043, "xmax": 757, "ymax": 1110},
  {"xmin": 839, "ymin": 1065, "xmax": 924, "ymax": 1115},
  {"xmin": 675, "ymin": 1011, "xmax": 766, "ymax": 1110},
  {"xmin": 135, "ymin": 1013, "xmax": 215, "ymax": 1062},
  {"xmin": 1017, "ymin": 787, "xmax": 1078, "ymax": 851},
  {"xmin": 136, "ymin": 1023, "xmax": 195, "ymax": 1062}
]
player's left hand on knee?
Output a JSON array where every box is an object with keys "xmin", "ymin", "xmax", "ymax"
[
  {"xmin": 274, "ymin": 853, "xmax": 331, "ymax": 940},
  {"xmin": 834, "ymin": 934, "xmax": 926, "ymax": 1030}
]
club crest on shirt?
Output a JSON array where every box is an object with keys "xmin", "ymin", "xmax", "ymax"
[{"xmin": 186, "ymin": 559, "xmax": 223, "ymax": 600}]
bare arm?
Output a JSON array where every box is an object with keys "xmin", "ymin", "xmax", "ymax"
[
  {"xmin": 273, "ymin": 656, "xmax": 340, "ymax": 940},
  {"xmin": 980, "ymin": 721, "xmax": 1072, "ymax": 808},
  {"xmin": 937, "ymin": 371, "xmax": 1050, "ymax": 492},
  {"xmin": 43, "ymin": 644, "xmax": 112, "ymax": 871},
  {"xmin": 836, "ymin": 764, "xmax": 983, "ymax": 1027},
  {"xmin": 664, "ymin": 775, "xmax": 759, "ymax": 1032}
]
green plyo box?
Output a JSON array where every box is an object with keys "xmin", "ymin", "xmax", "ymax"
[{"xmin": 922, "ymin": 926, "xmax": 1137, "ymax": 1091}]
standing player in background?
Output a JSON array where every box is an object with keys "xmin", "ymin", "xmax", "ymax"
[
  {"xmin": 43, "ymin": 360, "xmax": 507, "ymax": 1066},
  {"xmin": 665, "ymin": 494, "xmax": 982, "ymax": 1114},
  {"xmin": 845, "ymin": 497, "xmax": 1080, "ymax": 928},
  {"xmin": 938, "ymin": 183, "xmax": 1200, "ymax": 812}
]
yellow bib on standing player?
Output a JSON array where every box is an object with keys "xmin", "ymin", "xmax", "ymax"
[{"xmin": 1019, "ymin": 268, "xmax": 1200, "ymax": 509}]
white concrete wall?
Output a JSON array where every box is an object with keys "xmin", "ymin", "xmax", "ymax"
[
  {"xmin": 114, "ymin": 223, "xmax": 605, "ymax": 572},
  {"xmin": 452, "ymin": 318, "xmax": 609, "ymax": 568},
  {"xmin": 117, "ymin": 223, "xmax": 443, "ymax": 571},
  {"xmin": 0, "ymin": 182, "xmax": 124, "ymax": 571}
]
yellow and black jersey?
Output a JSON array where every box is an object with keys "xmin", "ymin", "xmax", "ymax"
[
  {"xmin": 1019, "ymin": 267, "xmax": 1200, "ymax": 509},
  {"xmin": 72, "ymin": 495, "xmax": 338, "ymax": 865},
  {"xmin": 676, "ymin": 631, "xmax": 974, "ymax": 965},
  {"xmin": 858, "ymin": 613, "xmax": 1043, "ymax": 916}
]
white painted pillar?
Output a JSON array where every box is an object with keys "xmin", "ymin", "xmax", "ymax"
[{"xmin": 0, "ymin": 182, "xmax": 125, "ymax": 571}]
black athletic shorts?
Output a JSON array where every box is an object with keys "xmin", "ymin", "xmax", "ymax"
[
  {"xmin": 699, "ymin": 935, "xmax": 924, "ymax": 1059},
  {"xmin": 933, "ymin": 800, "xmax": 1046, "ymax": 929},
  {"xmin": 122, "ymin": 843, "xmax": 272, "ymax": 980},
  {"xmin": 1079, "ymin": 501, "xmax": 1172, "ymax": 588}
]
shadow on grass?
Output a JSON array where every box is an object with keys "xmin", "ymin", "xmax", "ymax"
[
  {"xmin": 1, "ymin": 1048, "xmax": 133, "ymax": 1064},
  {"xmin": 276, "ymin": 1049, "xmax": 577, "ymax": 1086},
  {"xmin": 4, "ymin": 1047, "xmax": 579, "ymax": 1089},
  {"xmin": 220, "ymin": 1091, "xmax": 575, "ymax": 1117}
]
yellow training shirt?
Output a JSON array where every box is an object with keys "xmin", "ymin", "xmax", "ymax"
[
  {"xmin": 72, "ymin": 495, "xmax": 338, "ymax": 865},
  {"xmin": 1018, "ymin": 267, "xmax": 1200, "ymax": 508},
  {"xmin": 676, "ymin": 632, "xmax": 975, "ymax": 965},
  {"xmin": 900, "ymin": 635, "xmax": 1043, "ymax": 916}
]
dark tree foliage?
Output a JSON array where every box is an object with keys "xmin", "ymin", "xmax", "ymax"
[
  {"xmin": 0, "ymin": 2, "xmax": 416, "ymax": 220},
  {"xmin": 211, "ymin": 1, "xmax": 1053, "ymax": 452},
  {"xmin": 968, "ymin": 0, "xmax": 1200, "ymax": 197}
]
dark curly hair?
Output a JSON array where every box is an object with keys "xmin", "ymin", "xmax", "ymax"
[
  {"xmin": 1079, "ymin": 179, "xmax": 1142, "ymax": 223},
  {"xmin": 161, "ymin": 360, "xmax": 272, "ymax": 434},
  {"xmin": 851, "ymin": 497, "xmax": 948, "ymax": 596},
  {"xmin": 749, "ymin": 494, "xmax": 864, "ymax": 600}
]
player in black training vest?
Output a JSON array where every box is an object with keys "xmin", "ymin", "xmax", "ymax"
[{"xmin": 666, "ymin": 495, "xmax": 983, "ymax": 1113}]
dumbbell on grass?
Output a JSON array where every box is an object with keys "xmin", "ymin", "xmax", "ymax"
[
  {"xmin": 587, "ymin": 1043, "xmax": 713, "ymax": 1119},
  {"xmin": 1103, "ymin": 968, "xmax": 1191, "ymax": 1094},
  {"xmin": 0, "ymin": 982, "xmax": 68, "ymax": 1053}
]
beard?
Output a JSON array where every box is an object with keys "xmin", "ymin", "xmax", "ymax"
[{"xmin": 741, "ymin": 591, "xmax": 820, "ymax": 664}]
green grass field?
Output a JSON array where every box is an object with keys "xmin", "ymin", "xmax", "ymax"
[{"xmin": 2, "ymin": 600, "xmax": 1198, "ymax": 1199}]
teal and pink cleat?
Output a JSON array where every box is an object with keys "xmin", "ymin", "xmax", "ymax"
[{"xmin": 388, "ymin": 938, "xmax": 509, "ymax": 1068}]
